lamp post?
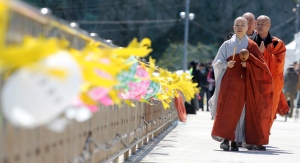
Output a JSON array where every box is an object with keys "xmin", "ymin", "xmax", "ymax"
[
  {"xmin": 293, "ymin": 0, "xmax": 300, "ymax": 62},
  {"xmin": 180, "ymin": 0, "xmax": 195, "ymax": 71},
  {"xmin": 293, "ymin": 1, "xmax": 300, "ymax": 33}
]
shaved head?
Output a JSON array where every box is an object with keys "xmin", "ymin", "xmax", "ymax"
[
  {"xmin": 242, "ymin": 12, "xmax": 256, "ymax": 36},
  {"xmin": 233, "ymin": 17, "xmax": 248, "ymax": 39},
  {"xmin": 234, "ymin": 17, "xmax": 248, "ymax": 26},
  {"xmin": 257, "ymin": 15, "xmax": 271, "ymax": 24},
  {"xmin": 243, "ymin": 12, "xmax": 255, "ymax": 20},
  {"xmin": 256, "ymin": 15, "xmax": 271, "ymax": 39}
]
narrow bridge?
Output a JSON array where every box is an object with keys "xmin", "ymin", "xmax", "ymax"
[
  {"xmin": 1, "ymin": 1, "xmax": 300, "ymax": 163},
  {"xmin": 123, "ymin": 111, "xmax": 300, "ymax": 163}
]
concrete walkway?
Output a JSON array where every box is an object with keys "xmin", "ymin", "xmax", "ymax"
[{"xmin": 124, "ymin": 110, "xmax": 300, "ymax": 163}]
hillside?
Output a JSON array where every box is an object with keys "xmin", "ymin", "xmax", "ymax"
[{"xmin": 24, "ymin": 0, "xmax": 297, "ymax": 69}]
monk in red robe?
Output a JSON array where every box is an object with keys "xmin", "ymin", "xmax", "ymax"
[
  {"xmin": 210, "ymin": 17, "xmax": 273, "ymax": 151},
  {"xmin": 253, "ymin": 15, "xmax": 289, "ymax": 129}
]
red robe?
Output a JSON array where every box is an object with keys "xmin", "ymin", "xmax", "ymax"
[
  {"xmin": 254, "ymin": 34, "xmax": 289, "ymax": 125},
  {"xmin": 264, "ymin": 37, "xmax": 289, "ymax": 117},
  {"xmin": 211, "ymin": 39, "xmax": 273, "ymax": 145}
]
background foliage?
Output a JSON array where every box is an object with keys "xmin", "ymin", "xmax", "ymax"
[{"xmin": 24, "ymin": 0, "xmax": 298, "ymax": 71}]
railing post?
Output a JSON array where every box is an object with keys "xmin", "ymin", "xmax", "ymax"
[
  {"xmin": 131, "ymin": 145, "xmax": 137, "ymax": 155},
  {"xmin": 113, "ymin": 157, "xmax": 119, "ymax": 163},
  {"xmin": 143, "ymin": 137, "xmax": 148, "ymax": 145},
  {"xmin": 124, "ymin": 150, "xmax": 130, "ymax": 160},
  {"xmin": 138, "ymin": 141, "xmax": 143, "ymax": 149}
]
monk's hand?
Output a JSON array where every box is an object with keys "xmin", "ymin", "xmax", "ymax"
[
  {"xmin": 259, "ymin": 41, "xmax": 265, "ymax": 53},
  {"xmin": 227, "ymin": 60, "xmax": 235, "ymax": 68},
  {"xmin": 241, "ymin": 61, "xmax": 246, "ymax": 68}
]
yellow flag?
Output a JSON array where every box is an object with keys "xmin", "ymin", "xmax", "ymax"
[{"xmin": 0, "ymin": 0, "xmax": 8, "ymax": 49}]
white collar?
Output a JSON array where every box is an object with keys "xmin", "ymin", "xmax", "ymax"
[{"xmin": 231, "ymin": 34, "xmax": 247, "ymax": 45}]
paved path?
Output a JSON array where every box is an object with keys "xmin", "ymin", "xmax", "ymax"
[{"xmin": 124, "ymin": 110, "xmax": 300, "ymax": 163}]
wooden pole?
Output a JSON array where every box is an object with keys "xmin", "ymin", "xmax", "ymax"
[{"xmin": 232, "ymin": 46, "xmax": 236, "ymax": 61}]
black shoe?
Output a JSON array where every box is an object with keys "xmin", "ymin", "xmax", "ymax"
[
  {"xmin": 253, "ymin": 145, "xmax": 266, "ymax": 151},
  {"xmin": 236, "ymin": 142, "xmax": 242, "ymax": 147},
  {"xmin": 230, "ymin": 142, "xmax": 239, "ymax": 151},
  {"xmin": 220, "ymin": 139, "xmax": 229, "ymax": 151},
  {"xmin": 243, "ymin": 143, "xmax": 253, "ymax": 150}
]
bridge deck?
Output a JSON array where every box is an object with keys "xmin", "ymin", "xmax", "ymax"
[{"xmin": 123, "ymin": 110, "xmax": 300, "ymax": 163}]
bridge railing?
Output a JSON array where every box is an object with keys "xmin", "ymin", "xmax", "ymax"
[{"xmin": 0, "ymin": 1, "xmax": 178, "ymax": 163}]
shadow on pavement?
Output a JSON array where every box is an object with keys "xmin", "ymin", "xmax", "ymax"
[
  {"xmin": 123, "ymin": 121, "xmax": 179, "ymax": 163},
  {"xmin": 214, "ymin": 145, "xmax": 293, "ymax": 155}
]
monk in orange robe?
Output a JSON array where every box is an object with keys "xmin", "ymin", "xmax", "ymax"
[
  {"xmin": 253, "ymin": 15, "xmax": 289, "ymax": 129},
  {"xmin": 210, "ymin": 17, "xmax": 273, "ymax": 151}
]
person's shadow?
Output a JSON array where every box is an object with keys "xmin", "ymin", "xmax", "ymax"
[{"xmin": 231, "ymin": 145, "xmax": 293, "ymax": 155}]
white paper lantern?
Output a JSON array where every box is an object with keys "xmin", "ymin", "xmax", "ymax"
[
  {"xmin": 1, "ymin": 51, "xmax": 82, "ymax": 128},
  {"xmin": 46, "ymin": 117, "xmax": 69, "ymax": 133},
  {"xmin": 65, "ymin": 106, "xmax": 92, "ymax": 122}
]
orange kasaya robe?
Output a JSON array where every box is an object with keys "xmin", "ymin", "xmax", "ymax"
[
  {"xmin": 254, "ymin": 33, "xmax": 289, "ymax": 126},
  {"xmin": 211, "ymin": 39, "xmax": 273, "ymax": 145}
]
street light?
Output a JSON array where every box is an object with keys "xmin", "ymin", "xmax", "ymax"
[
  {"xmin": 90, "ymin": 33, "xmax": 98, "ymax": 37},
  {"xmin": 179, "ymin": 12, "xmax": 195, "ymax": 21},
  {"xmin": 70, "ymin": 22, "xmax": 79, "ymax": 28},
  {"xmin": 40, "ymin": 8, "xmax": 52, "ymax": 15},
  {"xmin": 293, "ymin": 0, "xmax": 300, "ymax": 63},
  {"xmin": 293, "ymin": 2, "xmax": 300, "ymax": 33},
  {"xmin": 106, "ymin": 39, "xmax": 113, "ymax": 45},
  {"xmin": 180, "ymin": 0, "xmax": 195, "ymax": 71}
]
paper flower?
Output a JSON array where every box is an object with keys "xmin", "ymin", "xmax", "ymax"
[
  {"xmin": 143, "ymin": 81, "xmax": 160, "ymax": 100},
  {"xmin": 119, "ymin": 65, "xmax": 150, "ymax": 100},
  {"xmin": 114, "ymin": 56, "xmax": 138, "ymax": 89},
  {"xmin": 71, "ymin": 38, "xmax": 153, "ymax": 107}
]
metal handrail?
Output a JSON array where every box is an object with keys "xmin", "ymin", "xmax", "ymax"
[
  {"xmin": 0, "ymin": 1, "xmax": 178, "ymax": 163},
  {"xmin": 7, "ymin": 0, "xmax": 113, "ymax": 48}
]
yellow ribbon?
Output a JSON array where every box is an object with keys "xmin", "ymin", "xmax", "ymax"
[{"xmin": 0, "ymin": 0, "xmax": 8, "ymax": 49}]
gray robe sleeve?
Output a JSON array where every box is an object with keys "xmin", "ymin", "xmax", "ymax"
[{"xmin": 208, "ymin": 42, "xmax": 229, "ymax": 117}]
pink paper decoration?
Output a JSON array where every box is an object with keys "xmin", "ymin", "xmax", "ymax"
[
  {"xmin": 119, "ymin": 66, "xmax": 150, "ymax": 100},
  {"xmin": 88, "ymin": 87, "xmax": 114, "ymax": 107},
  {"xmin": 72, "ymin": 98, "xmax": 99, "ymax": 112}
]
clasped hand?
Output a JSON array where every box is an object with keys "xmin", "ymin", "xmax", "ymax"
[{"xmin": 259, "ymin": 41, "xmax": 265, "ymax": 53}]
